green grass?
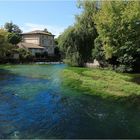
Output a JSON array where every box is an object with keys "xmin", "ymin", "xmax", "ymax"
[{"xmin": 61, "ymin": 67, "xmax": 140, "ymax": 99}]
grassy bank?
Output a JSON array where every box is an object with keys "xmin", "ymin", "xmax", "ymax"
[{"xmin": 61, "ymin": 67, "xmax": 140, "ymax": 100}]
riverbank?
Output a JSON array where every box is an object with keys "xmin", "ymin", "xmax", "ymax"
[{"xmin": 62, "ymin": 67, "xmax": 140, "ymax": 102}]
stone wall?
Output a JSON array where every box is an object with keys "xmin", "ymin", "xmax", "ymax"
[{"xmin": 85, "ymin": 60, "xmax": 100, "ymax": 68}]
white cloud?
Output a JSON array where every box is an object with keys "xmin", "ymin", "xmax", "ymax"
[{"xmin": 21, "ymin": 23, "xmax": 66, "ymax": 37}]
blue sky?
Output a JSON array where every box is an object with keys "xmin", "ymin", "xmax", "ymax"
[{"xmin": 0, "ymin": 0, "xmax": 82, "ymax": 37}]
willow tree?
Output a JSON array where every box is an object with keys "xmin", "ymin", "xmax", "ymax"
[
  {"xmin": 93, "ymin": 1, "xmax": 140, "ymax": 72},
  {"xmin": 58, "ymin": 0, "xmax": 97, "ymax": 66},
  {"xmin": 58, "ymin": 26, "xmax": 80, "ymax": 66},
  {"xmin": 74, "ymin": 0, "xmax": 97, "ymax": 64}
]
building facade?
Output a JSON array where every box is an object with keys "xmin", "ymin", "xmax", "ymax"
[{"xmin": 18, "ymin": 30, "xmax": 55, "ymax": 56}]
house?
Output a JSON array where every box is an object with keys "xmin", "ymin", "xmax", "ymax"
[{"xmin": 18, "ymin": 30, "xmax": 55, "ymax": 56}]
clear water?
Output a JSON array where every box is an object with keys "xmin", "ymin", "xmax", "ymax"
[{"xmin": 0, "ymin": 64, "xmax": 140, "ymax": 139}]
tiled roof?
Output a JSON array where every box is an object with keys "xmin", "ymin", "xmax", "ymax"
[
  {"xmin": 18, "ymin": 42, "xmax": 45, "ymax": 49},
  {"xmin": 22, "ymin": 30, "xmax": 54, "ymax": 36}
]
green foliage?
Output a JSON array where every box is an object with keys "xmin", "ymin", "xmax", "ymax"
[
  {"xmin": 92, "ymin": 37, "xmax": 107, "ymax": 67},
  {"xmin": 58, "ymin": 26, "xmax": 80, "ymax": 66},
  {"xmin": 16, "ymin": 48, "xmax": 32, "ymax": 60},
  {"xmin": 94, "ymin": 1, "xmax": 140, "ymax": 72},
  {"xmin": 0, "ymin": 29, "xmax": 13, "ymax": 59},
  {"xmin": 43, "ymin": 28, "xmax": 52, "ymax": 35},
  {"xmin": 54, "ymin": 38, "xmax": 58, "ymax": 45},
  {"xmin": 4, "ymin": 22, "xmax": 22, "ymax": 45},
  {"xmin": 7, "ymin": 33, "xmax": 21, "ymax": 45},
  {"xmin": 0, "ymin": 22, "xmax": 33, "ymax": 63},
  {"xmin": 58, "ymin": 1, "xmax": 140, "ymax": 72},
  {"xmin": 4, "ymin": 22, "xmax": 22, "ymax": 34},
  {"xmin": 58, "ymin": 1, "xmax": 97, "ymax": 66}
]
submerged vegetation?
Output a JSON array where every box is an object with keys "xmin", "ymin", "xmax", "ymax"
[
  {"xmin": 1, "ymin": 64, "xmax": 140, "ymax": 138},
  {"xmin": 62, "ymin": 67, "xmax": 140, "ymax": 100}
]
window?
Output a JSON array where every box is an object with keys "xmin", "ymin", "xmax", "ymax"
[{"xmin": 42, "ymin": 39, "xmax": 44, "ymax": 45}]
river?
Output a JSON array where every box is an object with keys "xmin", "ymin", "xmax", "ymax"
[{"xmin": 0, "ymin": 64, "xmax": 140, "ymax": 139}]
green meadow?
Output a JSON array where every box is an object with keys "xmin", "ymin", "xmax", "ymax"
[{"xmin": 62, "ymin": 67, "xmax": 140, "ymax": 100}]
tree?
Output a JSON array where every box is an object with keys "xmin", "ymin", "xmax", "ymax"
[
  {"xmin": 54, "ymin": 38, "xmax": 58, "ymax": 45},
  {"xmin": 94, "ymin": 1, "xmax": 140, "ymax": 72},
  {"xmin": 58, "ymin": 0, "xmax": 97, "ymax": 66},
  {"xmin": 4, "ymin": 22, "xmax": 22, "ymax": 45},
  {"xmin": 4, "ymin": 22, "xmax": 22, "ymax": 34},
  {"xmin": 43, "ymin": 28, "xmax": 52, "ymax": 35},
  {"xmin": 17, "ymin": 48, "xmax": 32, "ymax": 61},
  {"xmin": 0, "ymin": 29, "xmax": 13, "ymax": 59},
  {"xmin": 58, "ymin": 26, "xmax": 78, "ymax": 65},
  {"xmin": 74, "ymin": 0, "xmax": 98, "ymax": 64},
  {"xmin": 7, "ymin": 33, "xmax": 21, "ymax": 45}
]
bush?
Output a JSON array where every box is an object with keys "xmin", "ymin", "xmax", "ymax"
[{"xmin": 17, "ymin": 48, "xmax": 33, "ymax": 61}]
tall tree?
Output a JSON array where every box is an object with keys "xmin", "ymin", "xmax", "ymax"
[
  {"xmin": 93, "ymin": 1, "xmax": 140, "ymax": 72},
  {"xmin": 4, "ymin": 22, "xmax": 22, "ymax": 34},
  {"xmin": 58, "ymin": 0, "xmax": 97, "ymax": 66},
  {"xmin": 4, "ymin": 22, "xmax": 22, "ymax": 45},
  {"xmin": 7, "ymin": 33, "xmax": 21, "ymax": 45},
  {"xmin": 0, "ymin": 29, "xmax": 13, "ymax": 59},
  {"xmin": 58, "ymin": 26, "xmax": 79, "ymax": 66}
]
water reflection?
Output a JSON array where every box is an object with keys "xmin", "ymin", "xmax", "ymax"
[{"xmin": 0, "ymin": 64, "xmax": 140, "ymax": 138}]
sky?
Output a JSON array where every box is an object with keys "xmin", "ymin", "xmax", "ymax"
[{"xmin": 0, "ymin": 0, "xmax": 82, "ymax": 37}]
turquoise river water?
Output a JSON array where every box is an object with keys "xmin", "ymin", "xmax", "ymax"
[{"xmin": 0, "ymin": 64, "xmax": 140, "ymax": 139}]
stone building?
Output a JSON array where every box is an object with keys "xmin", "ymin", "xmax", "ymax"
[{"xmin": 18, "ymin": 30, "xmax": 55, "ymax": 56}]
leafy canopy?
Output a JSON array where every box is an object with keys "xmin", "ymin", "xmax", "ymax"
[
  {"xmin": 94, "ymin": 1, "xmax": 140, "ymax": 72},
  {"xmin": 58, "ymin": 0, "xmax": 97, "ymax": 66}
]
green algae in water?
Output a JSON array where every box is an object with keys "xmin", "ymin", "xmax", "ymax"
[
  {"xmin": 0, "ymin": 64, "xmax": 63, "ymax": 99},
  {"xmin": 1, "ymin": 64, "xmax": 140, "ymax": 139},
  {"xmin": 0, "ymin": 65, "xmax": 50, "ymax": 79}
]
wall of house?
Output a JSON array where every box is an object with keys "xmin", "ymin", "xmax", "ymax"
[
  {"xmin": 40, "ymin": 35, "xmax": 54, "ymax": 55},
  {"xmin": 40, "ymin": 35, "xmax": 54, "ymax": 47},
  {"xmin": 22, "ymin": 34, "xmax": 55, "ymax": 55},
  {"xmin": 23, "ymin": 34, "xmax": 40, "ymax": 45},
  {"xmin": 44, "ymin": 47, "xmax": 54, "ymax": 55}
]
